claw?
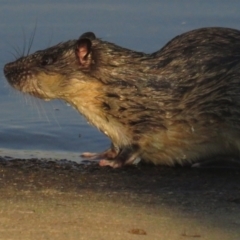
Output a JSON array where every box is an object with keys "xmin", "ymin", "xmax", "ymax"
[
  {"xmin": 99, "ymin": 159, "xmax": 123, "ymax": 168},
  {"xmin": 80, "ymin": 145, "xmax": 119, "ymax": 160}
]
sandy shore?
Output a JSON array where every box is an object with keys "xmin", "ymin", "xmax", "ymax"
[{"xmin": 0, "ymin": 158, "xmax": 239, "ymax": 240}]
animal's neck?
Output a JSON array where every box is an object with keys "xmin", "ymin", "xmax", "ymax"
[{"xmin": 63, "ymin": 79, "xmax": 131, "ymax": 147}]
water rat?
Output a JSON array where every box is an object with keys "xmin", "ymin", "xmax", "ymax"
[{"xmin": 4, "ymin": 27, "xmax": 240, "ymax": 168}]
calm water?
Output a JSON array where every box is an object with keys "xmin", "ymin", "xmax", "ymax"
[{"xmin": 0, "ymin": 0, "xmax": 240, "ymax": 162}]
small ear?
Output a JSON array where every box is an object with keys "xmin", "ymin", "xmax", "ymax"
[
  {"xmin": 79, "ymin": 32, "xmax": 96, "ymax": 40},
  {"xmin": 76, "ymin": 38, "xmax": 92, "ymax": 66}
]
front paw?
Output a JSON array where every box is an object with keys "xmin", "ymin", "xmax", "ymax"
[
  {"xmin": 80, "ymin": 152, "xmax": 99, "ymax": 159},
  {"xmin": 99, "ymin": 159, "xmax": 123, "ymax": 168}
]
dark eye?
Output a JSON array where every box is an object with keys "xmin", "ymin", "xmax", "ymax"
[{"xmin": 41, "ymin": 55, "xmax": 54, "ymax": 66}]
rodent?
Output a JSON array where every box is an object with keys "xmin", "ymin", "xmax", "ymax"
[{"xmin": 4, "ymin": 27, "xmax": 240, "ymax": 168}]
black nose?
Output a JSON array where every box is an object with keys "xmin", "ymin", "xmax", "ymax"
[
  {"xmin": 4, "ymin": 63, "xmax": 10, "ymax": 76},
  {"xmin": 3, "ymin": 62, "xmax": 15, "ymax": 77}
]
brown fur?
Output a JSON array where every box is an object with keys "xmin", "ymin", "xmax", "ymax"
[{"xmin": 4, "ymin": 27, "xmax": 240, "ymax": 167}]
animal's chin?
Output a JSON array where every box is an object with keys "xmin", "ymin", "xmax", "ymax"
[
  {"xmin": 27, "ymin": 91, "xmax": 51, "ymax": 101},
  {"xmin": 30, "ymin": 93, "xmax": 51, "ymax": 101},
  {"xmin": 15, "ymin": 86, "xmax": 52, "ymax": 101},
  {"xmin": 16, "ymin": 85, "xmax": 52, "ymax": 101},
  {"xmin": 7, "ymin": 77, "xmax": 53, "ymax": 101}
]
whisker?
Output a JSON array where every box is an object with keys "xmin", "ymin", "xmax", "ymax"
[
  {"xmin": 24, "ymin": 93, "xmax": 50, "ymax": 123},
  {"xmin": 23, "ymin": 94, "xmax": 33, "ymax": 108},
  {"xmin": 27, "ymin": 20, "xmax": 38, "ymax": 56},
  {"xmin": 21, "ymin": 27, "xmax": 26, "ymax": 57},
  {"xmin": 8, "ymin": 44, "xmax": 22, "ymax": 59},
  {"xmin": 33, "ymin": 90, "xmax": 42, "ymax": 118},
  {"xmin": 37, "ymin": 100, "xmax": 50, "ymax": 123},
  {"xmin": 6, "ymin": 50, "xmax": 18, "ymax": 60},
  {"xmin": 30, "ymin": 97, "xmax": 43, "ymax": 120},
  {"xmin": 19, "ymin": 94, "xmax": 49, "ymax": 127},
  {"xmin": 48, "ymin": 101, "xmax": 61, "ymax": 129},
  {"xmin": 47, "ymin": 28, "xmax": 54, "ymax": 48}
]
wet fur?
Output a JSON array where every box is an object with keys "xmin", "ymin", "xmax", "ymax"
[{"xmin": 4, "ymin": 27, "xmax": 240, "ymax": 167}]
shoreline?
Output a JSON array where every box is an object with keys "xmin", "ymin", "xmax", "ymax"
[{"xmin": 0, "ymin": 158, "xmax": 239, "ymax": 240}]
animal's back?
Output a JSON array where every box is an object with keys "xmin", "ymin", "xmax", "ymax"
[{"xmin": 139, "ymin": 27, "xmax": 240, "ymax": 165}]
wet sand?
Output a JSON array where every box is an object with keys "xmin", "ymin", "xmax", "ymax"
[{"xmin": 0, "ymin": 158, "xmax": 239, "ymax": 240}]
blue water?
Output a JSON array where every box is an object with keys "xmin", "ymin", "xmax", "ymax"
[{"xmin": 1, "ymin": 0, "xmax": 240, "ymax": 162}]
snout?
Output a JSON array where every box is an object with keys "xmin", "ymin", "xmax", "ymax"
[{"xmin": 3, "ymin": 62, "xmax": 11, "ymax": 77}]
